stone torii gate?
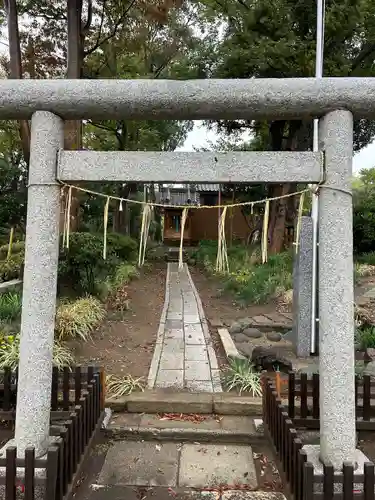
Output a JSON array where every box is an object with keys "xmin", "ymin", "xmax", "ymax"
[{"xmin": 0, "ymin": 78, "xmax": 369, "ymax": 476}]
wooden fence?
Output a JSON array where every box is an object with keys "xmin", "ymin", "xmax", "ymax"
[
  {"xmin": 0, "ymin": 367, "xmax": 105, "ymax": 500},
  {"xmin": 263, "ymin": 376, "xmax": 375, "ymax": 500},
  {"xmin": 288, "ymin": 373, "xmax": 375, "ymax": 430}
]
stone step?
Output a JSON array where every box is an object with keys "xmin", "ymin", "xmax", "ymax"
[
  {"xmin": 105, "ymin": 412, "xmax": 263, "ymax": 444},
  {"xmin": 106, "ymin": 390, "xmax": 262, "ymax": 416},
  {"xmin": 84, "ymin": 485, "xmax": 286, "ymax": 500}
]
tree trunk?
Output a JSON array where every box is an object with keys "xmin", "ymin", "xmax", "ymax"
[
  {"xmin": 268, "ymin": 121, "xmax": 302, "ymax": 254},
  {"xmin": 61, "ymin": 0, "xmax": 86, "ymax": 233},
  {"xmin": 5, "ymin": 0, "xmax": 30, "ymax": 164}
]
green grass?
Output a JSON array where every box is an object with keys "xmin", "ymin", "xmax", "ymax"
[
  {"xmin": 0, "ymin": 293, "xmax": 22, "ymax": 323},
  {"xmin": 193, "ymin": 241, "xmax": 293, "ymax": 305}
]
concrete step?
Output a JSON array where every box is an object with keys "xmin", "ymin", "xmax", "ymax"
[
  {"xmin": 105, "ymin": 413, "xmax": 264, "ymax": 444},
  {"xmin": 105, "ymin": 390, "xmax": 263, "ymax": 416},
  {"xmin": 85, "ymin": 485, "xmax": 286, "ymax": 500}
]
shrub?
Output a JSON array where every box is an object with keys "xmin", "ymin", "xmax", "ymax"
[
  {"xmin": 222, "ymin": 358, "xmax": 262, "ymax": 396},
  {"xmin": 355, "ymin": 326, "xmax": 375, "ymax": 349},
  {"xmin": 112, "ymin": 263, "xmax": 138, "ymax": 288},
  {"xmin": 55, "ymin": 296, "xmax": 106, "ymax": 341},
  {"xmin": 0, "ymin": 293, "xmax": 22, "ymax": 322},
  {"xmin": 0, "ymin": 241, "xmax": 25, "ymax": 260},
  {"xmin": 106, "ymin": 233, "xmax": 137, "ymax": 261},
  {"xmin": 58, "ymin": 232, "xmax": 137, "ymax": 295},
  {"xmin": 0, "ymin": 334, "xmax": 74, "ymax": 370},
  {"xmin": 194, "ymin": 240, "xmax": 293, "ymax": 305},
  {"xmin": 0, "ymin": 253, "xmax": 24, "ymax": 282}
]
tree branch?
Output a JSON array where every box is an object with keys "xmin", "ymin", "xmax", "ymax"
[
  {"xmin": 84, "ymin": 0, "xmax": 137, "ymax": 57},
  {"xmin": 350, "ymin": 42, "xmax": 375, "ymax": 74},
  {"xmin": 87, "ymin": 120, "xmax": 116, "ymax": 133},
  {"xmin": 82, "ymin": 0, "xmax": 93, "ymax": 34}
]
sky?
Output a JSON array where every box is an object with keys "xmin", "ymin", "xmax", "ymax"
[{"xmin": 176, "ymin": 121, "xmax": 374, "ymax": 174}]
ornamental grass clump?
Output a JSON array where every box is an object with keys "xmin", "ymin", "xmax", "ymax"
[
  {"xmin": 0, "ymin": 334, "xmax": 74, "ymax": 370},
  {"xmin": 222, "ymin": 358, "xmax": 262, "ymax": 396},
  {"xmin": 55, "ymin": 296, "xmax": 106, "ymax": 342},
  {"xmin": 0, "ymin": 292, "xmax": 22, "ymax": 323},
  {"xmin": 106, "ymin": 374, "xmax": 144, "ymax": 398}
]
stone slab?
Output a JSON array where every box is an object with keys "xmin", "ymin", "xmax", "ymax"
[
  {"xmin": 97, "ymin": 441, "xmax": 179, "ymax": 487},
  {"xmin": 185, "ymin": 345, "xmax": 209, "ymax": 362},
  {"xmin": 139, "ymin": 413, "xmax": 221, "ymax": 431},
  {"xmin": 185, "ymin": 380, "xmax": 213, "ymax": 392},
  {"xmin": 159, "ymin": 351, "xmax": 184, "ymax": 370},
  {"xmin": 184, "ymin": 314, "xmax": 201, "ymax": 324},
  {"xmin": 213, "ymin": 394, "xmax": 263, "ymax": 416},
  {"xmin": 155, "ymin": 370, "xmax": 184, "ymax": 389},
  {"xmin": 185, "ymin": 324, "xmax": 206, "ymax": 345},
  {"xmin": 125, "ymin": 391, "xmax": 214, "ymax": 414},
  {"xmin": 84, "ymin": 486, "xmax": 219, "ymax": 500},
  {"xmin": 222, "ymin": 493, "xmax": 287, "ymax": 500},
  {"xmin": 185, "ymin": 361, "xmax": 211, "ymax": 380},
  {"xmin": 218, "ymin": 328, "xmax": 245, "ymax": 360},
  {"xmin": 164, "ymin": 328, "xmax": 184, "ymax": 340},
  {"xmin": 179, "ymin": 443, "xmax": 258, "ymax": 488}
]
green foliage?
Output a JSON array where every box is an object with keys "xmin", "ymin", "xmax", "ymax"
[
  {"xmin": 0, "ymin": 241, "xmax": 25, "ymax": 260},
  {"xmin": 199, "ymin": 0, "xmax": 375, "ymax": 151},
  {"xmin": 0, "ymin": 293, "xmax": 22, "ymax": 323},
  {"xmin": 0, "ymin": 334, "xmax": 74, "ymax": 370},
  {"xmin": 58, "ymin": 232, "xmax": 137, "ymax": 295},
  {"xmin": 355, "ymin": 326, "xmax": 375, "ymax": 349},
  {"xmin": 357, "ymin": 252, "xmax": 375, "ymax": 266},
  {"xmin": 106, "ymin": 234, "xmax": 137, "ymax": 261},
  {"xmin": 223, "ymin": 358, "xmax": 262, "ymax": 396},
  {"xmin": 353, "ymin": 168, "xmax": 375, "ymax": 254},
  {"xmin": 194, "ymin": 241, "xmax": 293, "ymax": 304},
  {"xmin": 0, "ymin": 253, "xmax": 24, "ymax": 282},
  {"xmin": 55, "ymin": 297, "xmax": 106, "ymax": 342},
  {"xmin": 112, "ymin": 263, "xmax": 139, "ymax": 289}
]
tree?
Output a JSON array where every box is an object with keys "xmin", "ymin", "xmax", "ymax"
[
  {"xmin": 353, "ymin": 167, "xmax": 375, "ymax": 254},
  {"xmin": 0, "ymin": 0, "xmax": 197, "ymax": 234},
  {"xmin": 198, "ymin": 0, "xmax": 375, "ymax": 251}
]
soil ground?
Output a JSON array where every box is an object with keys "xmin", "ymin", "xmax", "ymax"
[
  {"xmin": 189, "ymin": 267, "xmax": 281, "ymax": 371},
  {"xmin": 70, "ymin": 263, "xmax": 166, "ymax": 380}
]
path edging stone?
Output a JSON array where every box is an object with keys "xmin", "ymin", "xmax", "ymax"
[
  {"xmin": 105, "ymin": 425, "xmax": 263, "ymax": 443},
  {"xmin": 147, "ymin": 263, "xmax": 171, "ymax": 388},
  {"xmin": 106, "ymin": 391, "xmax": 262, "ymax": 416},
  {"xmin": 218, "ymin": 327, "xmax": 245, "ymax": 361}
]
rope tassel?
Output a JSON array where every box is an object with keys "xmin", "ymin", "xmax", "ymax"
[
  {"xmin": 261, "ymin": 200, "xmax": 270, "ymax": 264},
  {"xmin": 138, "ymin": 203, "xmax": 152, "ymax": 268},
  {"xmin": 178, "ymin": 208, "xmax": 188, "ymax": 271},
  {"xmin": 294, "ymin": 192, "xmax": 305, "ymax": 254},
  {"xmin": 216, "ymin": 206, "xmax": 229, "ymax": 274},
  {"xmin": 103, "ymin": 196, "xmax": 110, "ymax": 260}
]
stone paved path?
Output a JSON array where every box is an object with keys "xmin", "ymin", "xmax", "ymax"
[{"xmin": 148, "ymin": 263, "xmax": 222, "ymax": 392}]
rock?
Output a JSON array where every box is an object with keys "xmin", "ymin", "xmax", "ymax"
[
  {"xmin": 282, "ymin": 330, "xmax": 294, "ymax": 341},
  {"xmin": 243, "ymin": 328, "xmax": 263, "ymax": 339},
  {"xmin": 366, "ymin": 348, "xmax": 375, "ymax": 361},
  {"xmin": 251, "ymin": 346, "xmax": 293, "ymax": 372},
  {"xmin": 209, "ymin": 317, "xmax": 224, "ymax": 328},
  {"xmin": 238, "ymin": 317, "xmax": 252, "ymax": 328},
  {"xmin": 228, "ymin": 322, "xmax": 243, "ymax": 335},
  {"xmin": 232, "ymin": 333, "xmax": 250, "ymax": 344},
  {"xmin": 266, "ymin": 332, "xmax": 282, "ymax": 342},
  {"xmin": 236, "ymin": 343, "xmax": 255, "ymax": 358}
]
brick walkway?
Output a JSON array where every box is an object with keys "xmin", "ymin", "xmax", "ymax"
[{"xmin": 147, "ymin": 263, "xmax": 222, "ymax": 392}]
